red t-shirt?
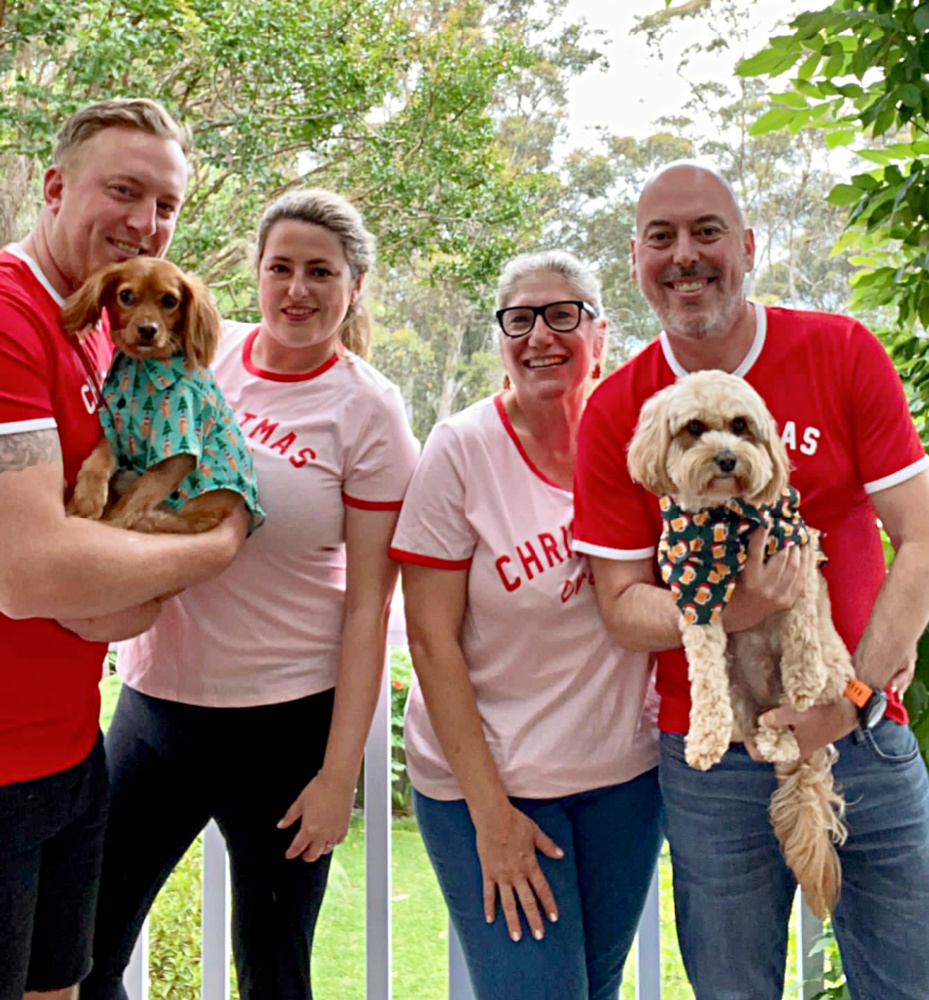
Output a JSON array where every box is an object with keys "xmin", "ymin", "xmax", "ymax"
[
  {"xmin": 0, "ymin": 246, "xmax": 113, "ymax": 784},
  {"xmin": 574, "ymin": 303, "xmax": 929, "ymax": 733}
]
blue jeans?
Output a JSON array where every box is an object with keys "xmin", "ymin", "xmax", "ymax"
[
  {"xmin": 660, "ymin": 720, "xmax": 929, "ymax": 1000},
  {"xmin": 414, "ymin": 768, "xmax": 663, "ymax": 1000}
]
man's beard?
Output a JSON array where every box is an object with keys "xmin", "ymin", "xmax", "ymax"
[{"xmin": 645, "ymin": 265, "xmax": 745, "ymax": 340}]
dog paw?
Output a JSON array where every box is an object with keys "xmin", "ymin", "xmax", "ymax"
[
  {"xmin": 754, "ymin": 726, "xmax": 801, "ymax": 763},
  {"xmin": 784, "ymin": 674, "xmax": 826, "ymax": 712},
  {"xmin": 685, "ymin": 736, "xmax": 727, "ymax": 771},
  {"xmin": 177, "ymin": 509, "xmax": 228, "ymax": 534},
  {"xmin": 67, "ymin": 482, "xmax": 108, "ymax": 520}
]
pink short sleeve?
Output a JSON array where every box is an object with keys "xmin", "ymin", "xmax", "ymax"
[{"xmin": 389, "ymin": 421, "xmax": 476, "ymax": 569}]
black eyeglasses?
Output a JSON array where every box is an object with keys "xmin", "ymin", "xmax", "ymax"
[{"xmin": 495, "ymin": 300, "xmax": 597, "ymax": 338}]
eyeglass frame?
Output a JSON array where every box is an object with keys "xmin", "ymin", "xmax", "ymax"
[{"xmin": 495, "ymin": 300, "xmax": 598, "ymax": 338}]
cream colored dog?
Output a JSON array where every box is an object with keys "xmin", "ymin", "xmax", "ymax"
[{"xmin": 627, "ymin": 369, "xmax": 854, "ymax": 918}]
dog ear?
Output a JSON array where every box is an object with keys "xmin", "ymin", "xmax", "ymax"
[
  {"xmin": 627, "ymin": 385, "xmax": 677, "ymax": 496},
  {"xmin": 757, "ymin": 411, "xmax": 791, "ymax": 506},
  {"xmin": 60, "ymin": 264, "xmax": 123, "ymax": 339},
  {"xmin": 179, "ymin": 272, "xmax": 222, "ymax": 370}
]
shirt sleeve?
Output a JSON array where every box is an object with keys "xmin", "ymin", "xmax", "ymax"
[
  {"xmin": 847, "ymin": 322, "xmax": 928, "ymax": 492},
  {"xmin": 389, "ymin": 419, "xmax": 476, "ymax": 569},
  {"xmin": 572, "ymin": 376, "xmax": 662, "ymax": 559},
  {"xmin": 342, "ymin": 383, "xmax": 420, "ymax": 510},
  {"xmin": 0, "ymin": 300, "xmax": 57, "ymax": 433}
]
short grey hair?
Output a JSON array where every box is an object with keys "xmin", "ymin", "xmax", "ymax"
[{"xmin": 495, "ymin": 250, "xmax": 603, "ymax": 316}]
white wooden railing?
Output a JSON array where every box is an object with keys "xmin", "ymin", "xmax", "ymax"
[{"xmin": 121, "ymin": 602, "xmax": 826, "ymax": 1000}]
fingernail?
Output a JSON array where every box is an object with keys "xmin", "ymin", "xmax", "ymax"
[
  {"xmin": 549, "ymin": 912, "xmax": 558, "ymax": 922},
  {"xmin": 511, "ymin": 931, "xmax": 521, "ymax": 942},
  {"xmin": 554, "ymin": 847, "xmax": 564, "ymax": 858},
  {"xmin": 486, "ymin": 915, "xmax": 494, "ymax": 924},
  {"xmin": 533, "ymin": 929, "xmax": 544, "ymax": 940}
]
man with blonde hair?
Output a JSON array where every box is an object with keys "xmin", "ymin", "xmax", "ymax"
[
  {"xmin": 0, "ymin": 98, "xmax": 248, "ymax": 1000},
  {"xmin": 573, "ymin": 160, "xmax": 929, "ymax": 999}
]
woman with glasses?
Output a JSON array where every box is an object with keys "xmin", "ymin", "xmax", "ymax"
[{"xmin": 389, "ymin": 251, "xmax": 662, "ymax": 1000}]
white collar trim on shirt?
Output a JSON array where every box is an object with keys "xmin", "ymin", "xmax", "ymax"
[
  {"xmin": 4, "ymin": 242, "xmax": 65, "ymax": 307},
  {"xmin": 659, "ymin": 301, "xmax": 767, "ymax": 378}
]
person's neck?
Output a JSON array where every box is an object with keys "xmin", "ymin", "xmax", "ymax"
[
  {"xmin": 667, "ymin": 301, "xmax": 757, "ymax": 374},
  {"xmin": 251, "ymin": 325, "xmax": 338, "ymax": 375},
  {"xmin": 504, "ymin": 386, "xmax": 585, "ymax": 486},
  {"xmin": 19, "ymin": 217, "xmax": 74, "ymax": 300}
]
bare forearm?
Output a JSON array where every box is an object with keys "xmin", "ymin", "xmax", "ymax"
[
  {"xmin": 1, "ymin": 513, "xmax": 243, "ymax": 619},
  {"xmin": 598, "ymin": 581, "xmax": 682, "ymax": 652},
  {"xmin": 319, "ymin": 606, "xmax": 391, "ymax": 786},
  {"xmin": 409, "ymin": 636, "xmax": 510, "ymax": 822},
  {"xmin": 854, "ymin": 539, "xmax": 929, "ymax": 688}
]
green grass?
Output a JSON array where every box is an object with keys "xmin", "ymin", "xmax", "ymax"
[{"xmin": 99, "ymin": 674, "xmax": 815, "ymax": 998}]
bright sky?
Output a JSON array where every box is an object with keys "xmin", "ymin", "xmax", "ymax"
[{"xmin": 561, "ymin": 0, "xmax": 802, "ymax": 148}]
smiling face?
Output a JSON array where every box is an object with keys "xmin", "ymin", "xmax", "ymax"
[
  {"xmin": 45, "ymin": 127, "xmax": 187, "ymax": 293},
  {"xmin": 632, "ymin": 165, "xmax": 755, "ymax": 342},
  {"xmin": 255, "ymin": 218, "xmax": 362, "ymax": 372},
  {"xmin": 499, "ymin": 270, "xmax": 605, "ymax": 404}
]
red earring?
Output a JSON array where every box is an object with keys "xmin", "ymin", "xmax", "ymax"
[{"xmin": 592, "ymin": 364, "xmax": 602, "ymax": 380}]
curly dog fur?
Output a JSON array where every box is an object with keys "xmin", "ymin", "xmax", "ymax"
[{"xmin": 627, "ymin": 369, "xmax": 854, "ymax": 918}]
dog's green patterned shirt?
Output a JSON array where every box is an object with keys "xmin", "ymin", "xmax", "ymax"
[
  {"xmin": 657, "ymin": 486, "xmax": 810, "ymax": 626},
  {"xmin": 99, "ymin": 352, "xmax": 265, "ymax": 528}
]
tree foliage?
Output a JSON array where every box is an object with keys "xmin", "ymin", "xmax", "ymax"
[
  {"xmin": 737, "ymin": 0, "xmax": 929, "ymax": 442},
  {"xmin": 0, "ymin": 0, "xmax": 555, "ymax": 302}
]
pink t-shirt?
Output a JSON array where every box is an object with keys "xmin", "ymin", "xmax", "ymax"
[
  {"xmin": 390, "ymin": 395, "xmax": 659, "ymax": 801},
  {"xmin": 117, "ymin": 323, "xmax": 420, "ymax": 706}
]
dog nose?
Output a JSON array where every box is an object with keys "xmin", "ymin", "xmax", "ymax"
[
  {"xmin": 138, "ymin": 323, "xmax": 158, "ymax": 341},
  {"xmin": 715, "ymin": 450, "xmax": 737, "ymax": 474}
]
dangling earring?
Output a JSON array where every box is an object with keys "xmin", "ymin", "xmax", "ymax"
[
  {"xmin": 503, "ymin": 373, "xmax": 512, "ymax": 390},
  {"xmin": 592, "ymin": 363, "xmax": 602, "ymax": 380}
]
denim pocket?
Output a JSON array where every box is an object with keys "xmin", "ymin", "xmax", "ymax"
[
  {"xmin": 860, "ymin": 719, "xmax": 920, "ymax": 764},
  {"xmin": 659, "ymin": 731, "xmax": 689, "ymax": 764}
]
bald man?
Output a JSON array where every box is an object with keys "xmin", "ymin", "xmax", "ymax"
[{"xmin": 573, "ymin": 161, "xmax": 929, "ymax": 999}]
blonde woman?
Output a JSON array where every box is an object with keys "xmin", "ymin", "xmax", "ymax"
[{"xmin": 84, "ymin": 190, "xmax": 419, "ymax": 1000}]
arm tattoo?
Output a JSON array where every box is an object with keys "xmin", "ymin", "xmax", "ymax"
[{"xmin": 0, "ymin": 429, "xmax": 62, "ymax": 473}]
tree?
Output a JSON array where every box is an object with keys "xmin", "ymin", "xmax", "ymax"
[
  {"xmin": 735, "ymin": 0, "xmax": 929, "ymax": 783},
  {"xmin": 0, "ymin": 0, "xmax": 552, "ymax": 301},
  {"xmin": 737, "ymin": 0, "xmax": 929, "ymax": 441}
]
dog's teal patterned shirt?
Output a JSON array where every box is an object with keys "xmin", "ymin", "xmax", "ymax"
[
  {"xmin": 99, "ymin": 352, "xmax": 265, "ymax": 529},
  {"xmin": 658, "ymin": 486, "xmax": 811, "ymax": 626}
]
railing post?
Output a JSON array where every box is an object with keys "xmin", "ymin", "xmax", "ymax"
[
  {"xmin": 796, "ymin": 891, "xmax": 824, "ymax": 999},
  {"xmin": 448, "ymin": 923, "xmax": 476, "ymax": 1000},
  {"xmin": 364, "ymin": 608, "xmax": 401, "ymax": 1000},
  {"xmin": 123, "ymin": 919, "xmax": 149, "ymax": 1000},
  {"xmin": 201, "ymin": 819, "xmax": 231, "ymax": 1000},
  {"xmin": 635, "ymin": 865, "xmax": 662, "ymax": 1000}
]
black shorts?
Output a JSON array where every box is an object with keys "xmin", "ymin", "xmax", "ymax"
[{"xmin": 0, "ymin": 735, "xmax": 108, "ymax": 999}]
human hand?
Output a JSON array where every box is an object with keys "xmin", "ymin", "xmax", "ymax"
[
  {"xmin": 880, "ymin": 648, "xmax": 916, "ymax": 699},
  {"xmin": 748, "ymin": 698, "xmax": 858, "ymax": 761},
  {"xmin": 57, "ymin": 598, "xmax": 163, "ymax": 642},
  {"xmin": 723, "ymin": 530, "xmax": 811, "ymax": 633},
  {"xmin": 474, "ymin": 803, "xmax": 563, "ymax": 943},
  {"xmin": 277, "ymin": 769, "xmax": 355, "ymax": 863}
]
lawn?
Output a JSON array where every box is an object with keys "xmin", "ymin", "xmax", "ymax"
[{"xmin": 99, "ymin": 674, "xmax": 813, "ymax": 999}]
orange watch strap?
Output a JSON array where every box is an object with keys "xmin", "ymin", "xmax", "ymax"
[{"xmin": 844, "ymin": 677, "xmax": 873, "ymax": 708}]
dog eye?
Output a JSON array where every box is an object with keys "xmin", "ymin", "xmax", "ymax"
[
  {"xmin": 118, "ymin": 289, "xmax": 135, "ymax": 305},
  {"xmin": 686, "ymin": 419, "xmax": 706, "ymax": 436},
  {"xmin": 161, "ymin": 294, "xmax": 179, "ymax": 309},
  {"xmin": 732, "ymin": 417, "xmax": 747, "ymax": 434}
]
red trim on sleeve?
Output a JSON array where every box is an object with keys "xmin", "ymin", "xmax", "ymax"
[
  {"xmin": 342, "ymin": 492, "xmax": 404, "ymax": 511},
  {"xmin": 388, "ymin": 547, "xmax": 472, "ymax": 570}
]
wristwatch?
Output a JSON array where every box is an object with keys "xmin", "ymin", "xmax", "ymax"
[{"xmin": 844, "ymin": 678, "xmax": 888, "ymax": 730}]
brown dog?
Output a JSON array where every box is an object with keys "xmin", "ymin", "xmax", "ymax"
[
  {"xmin": 627, "ymin": 369, "xmax": 853, "ymax": 918},
  {"xmin": 61, "ymin": 257, "xmax": 263, "ymax": 534}
]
